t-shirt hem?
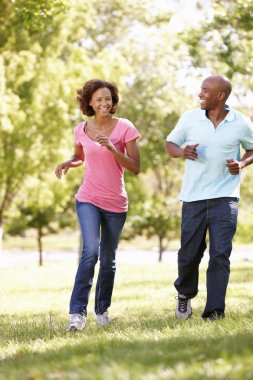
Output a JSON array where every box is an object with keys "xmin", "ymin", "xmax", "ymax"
[
  {"xmin": 75, "ymin": 194, "xmax": 128, "ymax": 213},
  {"xmin": 179, "ymin": 194, "xmax": 240, "ymax": 202}
]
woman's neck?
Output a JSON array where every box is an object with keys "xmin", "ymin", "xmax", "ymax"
[
  {"xmin": 93, "ymin": 115, "xmax": 113, "ymax": 129},
  {"xmin": 88, "ymin": 115, "xmax": 117, "ymax": 133}
]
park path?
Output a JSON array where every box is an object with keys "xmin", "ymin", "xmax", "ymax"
[{"xmin": 0, "ymin": 247, "xmax": 252, "ymax": 267}]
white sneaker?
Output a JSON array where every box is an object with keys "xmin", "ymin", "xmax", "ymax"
[
  {"xmin": 94, "ymin": 311, "xmax": 110, "ymax": 327},
  {"xmin": 67, "ymin": 313, "xmax": 85, "ymax": 331},
  {"xmin": 175, "ymin": 294, "xmax": 192, "ymax": 319}
]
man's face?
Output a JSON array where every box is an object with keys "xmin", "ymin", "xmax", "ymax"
[{"xmin": 198, "ymin": 78, "xmax": 221, "ymax": 110}]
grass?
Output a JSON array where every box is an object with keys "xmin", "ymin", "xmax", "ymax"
[
  {"xmin": 2, "ymin": 231, "xmax": 80, "ymax": 252},
  {"xmin": 2, "ymin": 230, "xmax": 180, "ymax": 252},
  {"xmin": 3, "ymin": 229, "xmax": 253, "ymax": 254},
  {"xmin": 0, "ymin": 258, "xmax": 253, "ymax": 380}
]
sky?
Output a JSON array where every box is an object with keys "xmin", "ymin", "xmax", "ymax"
[
  {"xmin": 168, "ymin": 0, "xmax": 212, "ymax": 32},
  {"xmin": 153, "ymin": 0, "xmax": 252, "ymax": 108}
]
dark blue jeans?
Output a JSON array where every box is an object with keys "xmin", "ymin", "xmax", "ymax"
[
  {"xmin": 174, "ymin": 197, "xmax": 238, "ymax": 318},
  {"xmin": 69, "ymin": 201, "xmax": 127, "ymax": 316}
]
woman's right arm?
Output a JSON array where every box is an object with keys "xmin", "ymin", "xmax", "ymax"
[{"xmin": 55, "ymin": 143, "xmax": 84, "ymax": 179}]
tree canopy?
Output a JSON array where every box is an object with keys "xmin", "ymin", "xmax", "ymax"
[{"xmin": 1, "ymin": 0, "xmax": 253, "ymax": 258}]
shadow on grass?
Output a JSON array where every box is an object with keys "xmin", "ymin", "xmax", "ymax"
[
  {"xmin": 0, "ymin": 322, "xmax": 252, "ymax": 380},
  {"xmin": 0, "ymin": 306, "xmax": 253, "ymax": 346},
  {"xmin": 0, "ymin": 305, "xmax": 252, "ymax": 344}
]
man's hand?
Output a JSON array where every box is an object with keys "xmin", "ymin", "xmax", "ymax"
[
  {"xmin": 226, "ymin": 159, "xmax": 243, "ymax": 175},
  {"xmin": 183, "ymin": 144, "xmax": 199, "ymax": 160}
]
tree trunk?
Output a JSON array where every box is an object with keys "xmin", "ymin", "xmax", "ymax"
[
  {"xmin": 0, "ymin": 220, "xmax": 3, "ymax": 258},
  {"xmin": 37, "ymin": 227, "xmax": 43, "ymax": 266},
  {"xmin": 158, "ymin": 235, "xmax": 164, "ymax": 262}
]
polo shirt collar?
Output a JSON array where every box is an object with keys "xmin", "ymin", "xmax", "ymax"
[
  {"xmin": 198, "ymin": 105, "xmax": 235, "ymax": 121},
  {"xmin": 224, "ymin": 105, "xmax": 235, "ymax": 121}
]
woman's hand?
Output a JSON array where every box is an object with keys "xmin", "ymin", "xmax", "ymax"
[
  {"xmin": 55, "ymin": 160, "xmax": 72, "ymax": 179},
  {"xmin": 95, "ymin": 133, "xmax": 140, "ymax": 175},
  {"xmin": 55, "ymin": 144, "xmax": 85, "ymax": 179},
  {"xmin": 95, "ymin": 134, "xmax": 116, "ymax": 152}
]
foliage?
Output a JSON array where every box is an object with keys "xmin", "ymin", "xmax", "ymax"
[
  {"xmin": 234, "ymin": 170, "xmax": 253, "ymax": 243},
  {"xmin": 14, "ymin": 0, "xmax": 68, "ymax": 32},
  {"xmin": 116, "ymin": 20, "xmax": 195, "ymax": 255},
  {"xmin": 0, "ymin": 0, "xmax": 83, "ymax": 231},
  {"xmin": 124, "ymin": 165, "xmax": 182, "ymax": 261},
  {"xmin": 0, "ymin": 0, "xmax": 197, "ymax": 252},
  {"xmin": 130, "ymin": 195, "xmax": 181, "ymax": 261},
  {"xmin": 2, "ymin": 0, "xmax": 253, "ymax": 250},
  {"xmin": 183, "ymin": 0, "xmax": 253, "ymax": 244},
  {"xmin": 5, "ymin": 168, "xmax": 82, "ymax": 264},
  {"xmin": 184, "ymin": 0, "xmax": 253, "ymax": 89}
]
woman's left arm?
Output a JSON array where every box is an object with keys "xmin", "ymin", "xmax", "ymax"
[
  {"xmin": 96, "ymin": 134, "xmax": 140, "ymax": 175},
  {"xmin": 114, "ymin": 139, "xmax": 140, "ymax": 175}
]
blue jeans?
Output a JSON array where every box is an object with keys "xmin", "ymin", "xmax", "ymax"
[
  {"xmin": 70, "ymin": 201, "xmax": 127, "ymax": 316},
  {"xmin": 174, "ymin": 197, "xmax": 238, "ymax": 318}
]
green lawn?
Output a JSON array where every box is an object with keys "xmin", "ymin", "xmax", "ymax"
[
  {"xmin": 2, "ymin": 231, "xmax": 180, "ymax": 252},
  {"xmin": 0, "ymin": 258, "xmax": 252, "ymax": 380}
]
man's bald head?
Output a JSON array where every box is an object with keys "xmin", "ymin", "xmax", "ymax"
[{"xmin": 204, "ymin": 75, "xmax": 232, "ymax": 101}]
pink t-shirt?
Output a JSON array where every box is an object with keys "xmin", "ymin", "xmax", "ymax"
[{"xmin": 74, "ymin": 118, "xmax": 140, "ymax": 212}]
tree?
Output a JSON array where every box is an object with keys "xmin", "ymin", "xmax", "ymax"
[
  {"xmin": 1, "ymin": 0, "xmax": 197, "ymax": 256},
  {"xmin": 184, "ymin": 0, "xmax": 253, "ymax": 89},
  {"xmin": 184, "ymin": 0, "xmax": 253, "ymax": 243},
  {"xmin": 124, "ymin": 163, "xmax": 182, "ymax": 262},
  {"xmin": 0, "ymin": 0, "xmax": 93, "ymax": 253},
  {"xmin": 117, "ymin": 25, "xmax": 196, "ymax": 259},
  {"xmin": 5, "ymin": 169, "xmax": 81, "ymax": 265}
]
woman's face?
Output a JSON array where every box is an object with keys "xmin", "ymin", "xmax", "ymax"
[{"xmin": 89, "ymin": 87, "xmax": 113, "ymax": 116}]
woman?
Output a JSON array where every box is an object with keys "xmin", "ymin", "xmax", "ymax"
[{"xmin": 55, "ymin": 79, "xmax": 140, "ymax": 330}]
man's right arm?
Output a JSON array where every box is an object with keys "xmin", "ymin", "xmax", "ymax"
[{"xmin": 165, "ymin": 141, "xmax": 199, "ymax": 160}]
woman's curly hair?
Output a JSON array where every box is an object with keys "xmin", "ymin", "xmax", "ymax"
[{"xmin": 77, "ymin": 79, "xmax": 119, "ymax": 116}]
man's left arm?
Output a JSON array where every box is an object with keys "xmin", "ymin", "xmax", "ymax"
[{"xmin": 226, "ymin": 150, "xmax": 253, "ymax": 175}]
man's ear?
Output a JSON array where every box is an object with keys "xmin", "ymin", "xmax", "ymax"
[{"xmin": 218, "ymin": 91, "xmax": 226, "ymax": 101}]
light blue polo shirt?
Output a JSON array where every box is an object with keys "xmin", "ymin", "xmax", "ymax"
[{"xmin": 166, "ymin": 106, "xmax": 253, "ymax": 202}]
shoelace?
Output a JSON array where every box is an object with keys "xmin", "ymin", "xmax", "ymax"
[
  {"xmin": 102, "ymin": 315, "xmax": 109, "ymax": 323},
  {"xmin": 178, "ymin": 297, "xmax": 188, "ymax": 313},
  {"xmin": 70, "ymin": 314, "xmax": 82, "ymax": 323},
  {"xmin": 97, "ymin": 312, "xmax": 109, "ymax": 324}
]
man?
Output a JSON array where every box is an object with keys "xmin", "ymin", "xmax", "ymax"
[{"xmin": 165, "ymin": 75, "xmax": 253, "ymax": 321}]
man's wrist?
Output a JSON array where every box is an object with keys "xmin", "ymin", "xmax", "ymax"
[
  {"xmin": 239, "ymin": 160, "xmax": 246, "ymax": 169},
  {"xmin": 180, "ymin": 148, "xmax": 185, "ymax": 159}
]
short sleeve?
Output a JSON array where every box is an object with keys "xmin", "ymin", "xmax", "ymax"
[
  {"xmin": 166, "ymin": 114, "xmax": 188, "ymax": 146},
  {"xmin": 74, "ymin": 122, "xmax": 84, "ymax": 145},
  {"xmin": 122, "ymin": 119, "xmax": 140, "ymax": 143},
  {"xmin": 241, "ymin": 116, "xmax": 253, "ymax": 150}
]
